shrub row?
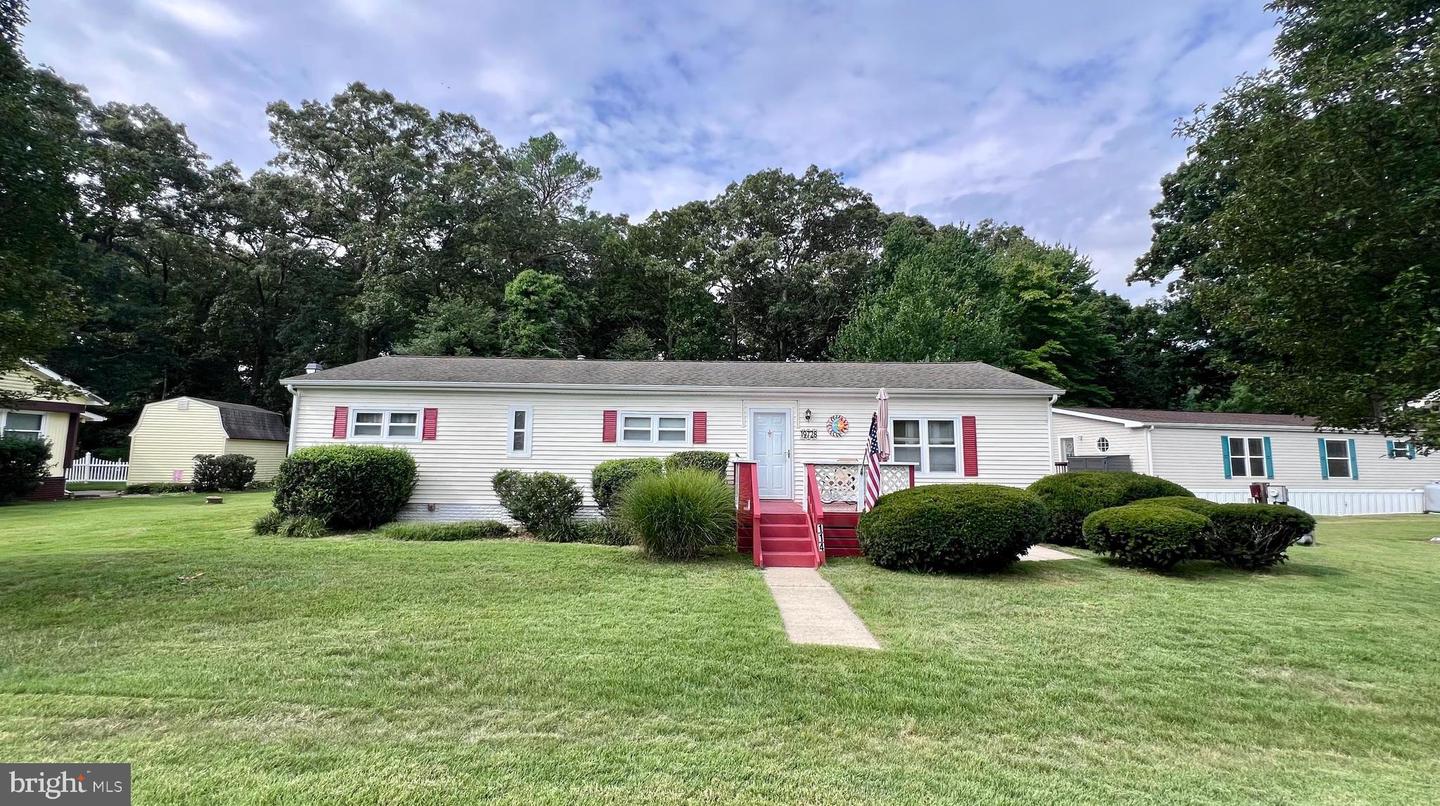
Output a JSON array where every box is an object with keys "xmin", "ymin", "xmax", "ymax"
[
  {"xmin": 380, "ymin": 520, "xmax": 512, "ymax": 541},
  {"xmin": 1082, "ymin": 500, "xmax": 1315, "ymax": 571},
  {"xmin": 192, "ymin": 453, "xmax": 257, "ymax": 492},
  {"xmin": 124, "ymin": 482, "xmax": 192, "ymax": 495},
  {"xmin": 857, "ymin": 484, "xmax": 1049, "ymax": 573},
  {"xmin": 1026, "ymin": 471, "xmax": 1194, "ymax": 546}
]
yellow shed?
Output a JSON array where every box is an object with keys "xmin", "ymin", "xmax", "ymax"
[{"xmin": 128, "ymin": 397, "xmax": 289, "ymax": 484}]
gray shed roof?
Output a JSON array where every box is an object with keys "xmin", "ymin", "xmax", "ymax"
[
  {"xmin": 189, "ymin": 398, "xmax": 289, "ymax": 441},
  {"xmin": 1059, "ymin": 407, "xmax": 1319, "ymax": 428},
  {"xmin": 284, "ymin": 356, "xmax": 1063, "ymax": 394}
]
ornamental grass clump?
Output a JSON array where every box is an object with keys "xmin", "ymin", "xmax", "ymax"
[{"xmin": 619, "ymin": 469, "xmax": 734, "ymax": 560}]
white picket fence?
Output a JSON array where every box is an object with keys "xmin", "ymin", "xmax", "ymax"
[{"xmin": 65, "ymin": 453, "xmax": 129, "ymax": 484}]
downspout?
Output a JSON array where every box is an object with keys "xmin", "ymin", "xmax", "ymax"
[
  {"xmin": 286, "ymin": 383, "xmax": 299, "ymax": 455},
  {"xmin": 1047, "ymin": 394, "xmax": 1058, "ymax": 471},
  {"xmin": 1144, "ymin": 425, "xmax": 1155, "ymax": 475}
]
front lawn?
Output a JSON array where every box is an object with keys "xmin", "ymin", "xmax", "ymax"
[{"xmin": 1, "ymin": 495, "xmax": 1437, "ymax": 804}]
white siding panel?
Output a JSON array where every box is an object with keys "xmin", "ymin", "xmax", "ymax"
[
  {"xmin": 224, "ymin": 438, "xmax": 288, "ymax": 481},
  {"xmin": 292, "ymin": 388, "xmax": 1054, "ymax": 521},
  {"xmin": 1194, "ymin": 489, "xmax": 1424, "ymax": 516}
]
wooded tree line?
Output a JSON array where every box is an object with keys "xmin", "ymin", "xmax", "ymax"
[{"xmin": 3, "ymin": 0, "xmax": 1435, "ymax": 454}]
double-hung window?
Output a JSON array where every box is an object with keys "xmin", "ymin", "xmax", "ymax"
[
  {"xmin": 1321, "ymin": 438, "xmax": 1354, "ymax": 479},
  {"xmin": 1388, "ymin": 439, "xmax": 1416, "ymax": 460},
  {"xmin": 508, "ymin": 406, "xmax": 533, "ymax": 457},
  {"xmin": 891, "ymin": 417, "xmax": 958, "ymax": 473},
  {"xmin": 1, "ymin": 412, "xmax": 43, "ymax": 441},
  {"xmin": 350, "ymin": 410, "xmax": 419, "ymax": 441},
  {"xmin": 621, "ymin": 413, "xmax": 690, "ymax": 445},
  {"xmin": 1227, "ymin": 437, "xmax": 1267, "ymax": 478}
]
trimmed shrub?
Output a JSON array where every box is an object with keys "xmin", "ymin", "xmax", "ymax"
[
  {"xmin": 591, "ymin": 458, "xmax": 663, "ymax": 513},
  {"xmin": 1027, "ymin": 471, "xmax": 1194, "ymax": 546},
  {"xmin": 123, "ymin": 482, "xmax": 192, "ymax": 495},
  {"xmin": 1082, "ymin": 503, "xmax": 1208, "ymax": 571},
  {"xmin": 493, "ymin": 469, "xmax": 582, "ymax": 540},
  {"xmin": 1143, "ymin": 496, "xmax": 1222, "ymax": 518},
  {"xmin": 279, "ymin": 515, "xmax": 328, "ymax": 538},
  {"xmin": 272, "ymin": 445, "xmax": 417, "ymax": 530},
  {"xmin": 569, "ymin": 518, "xmax": 636, "ymax": 546},
  {"xmin": 1206, "ymin": 504, "xmax": 1316, "ymax": 570},
  {"xmin": 0, "ymin": 436, "xmax": 51, "ymax": 504},
  {"xmin": 663, "ymin": 450, "xmax": 729, "ymax": 477},
  {"xmin": 858, "ymin": 484, "xmax": 1049, "ymax": 573},
  {"xmin": 619, "ymin": 469, "xmax": 734, "ymax": 559},
  {"xmin": 243, "ymin": 480, "xmax": 275, "ymax": 492},
  {"xmin": 192, "ymin": 453, "xmax": 257, "ymax": 492},
  {"xmin": 380, "ymin": 520, "xmax": 512, "ymax": 541},
  {"xmin": 253, "ymin": 510, "xmax": 284, "ymax": 535}
]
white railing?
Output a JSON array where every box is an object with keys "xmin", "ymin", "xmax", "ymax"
[
  {"xmin": 809, "ymin": 461, "xmax": 914, "ymax": 504},
  {"xmin": 65, "ymin": 453, "xmax": 129, "ymax": 483}
]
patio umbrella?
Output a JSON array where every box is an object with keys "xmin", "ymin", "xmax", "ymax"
[{"xmin": 875, "ymin": 388, "xmax": 890, "ymax": 461}]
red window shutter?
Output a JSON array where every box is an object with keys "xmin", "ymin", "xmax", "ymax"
[
  {"xmin": 602, "ymin": 410, "xmax": 617, "ymax": 443},
  {"xmin": 692, "ymin": 411, "xmax": 707, "ymax": 444},
  {"xmin": 962, "ymin": 415, "xmax": 979, "ymax": 477},
  {"xmin": 332, "ymin": 406, "xmax": 349, "ymax": 439},
  {"xmin": 422, "ymin": 408, "xmax": 438, "ymax": 440}
]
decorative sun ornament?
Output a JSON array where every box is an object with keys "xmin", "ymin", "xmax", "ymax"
[{"xmin": 826, "ymin": 415, "xmax": 849, "ymax": 437}]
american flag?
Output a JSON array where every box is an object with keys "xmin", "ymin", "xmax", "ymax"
[{"xmin": 862, "ymin": 413, "xmax": 882, "ymax": 511}]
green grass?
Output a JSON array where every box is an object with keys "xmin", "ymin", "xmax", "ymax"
[{"xmin": 1, "ymin": 495, "xmax": 1437, "ymax": 804}]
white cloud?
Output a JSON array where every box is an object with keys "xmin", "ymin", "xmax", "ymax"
[{"xmin": 143, "ymin": 0, "xmax": 252, "ymax": 38}]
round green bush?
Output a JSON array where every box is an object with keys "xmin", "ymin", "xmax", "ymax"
[
  {"xmin": 1142, "ymin": 496, "xmax": 1222, "ymax": 517},
  {"xmin": 192, "ymin": 453, "xmax": 258, "ymax": 492},
  {"xmin": 619, "ymin": 469, "xmax": 734, "ymax": 560},
  {"xmin": 663, "ymin": 450, "xmax": 729, "ymax": 477},
  {"xmin": 857, "ymin": 484, "xmax": 1049, "ymax": 573},
  {"xmin": 493, "ymin": 469, "xmax": 583, "ymax": 540},
  {"xmin": 272, "ymin": 445, "xmax": 417, "ymax": 530},
  {"xmin": 591, "ymin": 458, "xmax": 663, "ymax": 513},
  {"xmin": 1082, "ymin": 503, "xmax": 1209, "ymax": 571},
  {"xmin": 0, "ymin": 436, "xmax": 51, "ymax": 504},
  {"xmin": 1027, "ymin": 471, "xmax": 1194, "ymax": 546},
  {"xmin": 1205, "ymin": 503, "xmax": 1316, "ymax": 569}
]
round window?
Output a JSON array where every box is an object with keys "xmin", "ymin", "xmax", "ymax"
[{"xmin": 1096, "ymin": 437, "xmax": 1110, "ymax": 453}]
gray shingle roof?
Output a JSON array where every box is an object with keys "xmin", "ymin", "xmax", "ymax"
[
  {"xmin": 1060, "ymin": 407, "xmax": 1319, "ymax": 428},
  {"xmin": 189, "ymin": 398, "xmax": 289, "ymax": 441},
  {"xmin": 284, "ymin": 356, "xmax": 1063, "ymax": 394}
]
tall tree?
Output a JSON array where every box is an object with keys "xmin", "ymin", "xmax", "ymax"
[
  {"xmin": 500, "ymin": 269, "xmax": 585, "ymax": 358},
  {"xmin": 1134, "ymin": 0, "xmax": 1440, "ymax": 446}
]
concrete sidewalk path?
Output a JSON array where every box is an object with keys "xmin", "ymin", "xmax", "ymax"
[
  {"xmin": 1021, "ymin": 545, "xmax": 1081, "ymax": 561},
  {"xmin": 762, "ymin": 567, "xmax": 880, "ymax": 650}
]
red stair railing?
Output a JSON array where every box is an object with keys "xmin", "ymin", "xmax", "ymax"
[
  {"xmin": 735, "ymin": 461, "xmax": 763, "ymax": 567},
  {"xmin": 805, "ymin": 464, "xmax": 825, "ymax": 566}
]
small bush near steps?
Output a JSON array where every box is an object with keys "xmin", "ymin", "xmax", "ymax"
[
  {"xmin": 590, "ymin": 458, "xmax": 663, "ymax": 513},
  {"xmin": 619, "ymin": 469, "xmax": 734, "ymax": 560},
  {"xmin": 857, "ymin": 484, "xmax": 1049, "ymax": 573},
  {"xmin": 662, "ymin": 450, "xmax": 729, "ymax": 477},
  {"xmin": 1082, "ymin": 503, "xmax": 1209, "ymax": 571}
]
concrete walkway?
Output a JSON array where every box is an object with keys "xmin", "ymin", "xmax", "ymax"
[
  {"xmin": 1021, "ymin": 545, "xmax": 1080, "ymax": 561},
  {"xmin": 762, "ymin": 567, "xmax": 881, "ymax": 650}
]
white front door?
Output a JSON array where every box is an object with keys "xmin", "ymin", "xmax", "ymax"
[{"xmin": 750, "ymin": 410, "xmax": 791, "ymax": 499}]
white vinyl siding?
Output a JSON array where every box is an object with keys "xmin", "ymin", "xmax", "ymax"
[
  {"xmin": 128, "ymin": 399, "xmax": 228, "ymax": 483},
  {"xmin": 290, "ymin": 388, "xmax": 1054, "ymax": 520},
  {"xmin": 223, "ymin": 438, "xmax": 288, "ymax": 482}
]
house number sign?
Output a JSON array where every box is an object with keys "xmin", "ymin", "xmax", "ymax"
[{"xmin": 799, "ymin": 428, "xmax": 818, "ymax": 440}]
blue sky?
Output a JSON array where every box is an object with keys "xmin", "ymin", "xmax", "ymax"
[{"xmin": 25, "ymin": 0, "xmax": 1276, "ymax": 299}]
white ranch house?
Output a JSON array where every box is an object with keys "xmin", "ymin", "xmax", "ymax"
[
  {"xmin": 283, "ymin": 357, "xmax": 1063, "ymax": 564},
  {"xmin": 1053, "ymin": 407, "xmax": 1440, "ymax": 516}
]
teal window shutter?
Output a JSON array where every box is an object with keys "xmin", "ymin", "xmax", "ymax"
[
  {"xmin": 1262, "ymin": 436, "xmax": 1274, "ymax": 479},
  {"xmin": 1318, "ymin": 438, "xmax": 1329, "ymax": 479},
  {"xmin": 1348, "ymin": 438, "xmax": 1359, "ymax": 479},
  {"xmin": 1409, "ymin": 442, "xmax": 1418, "ymax": 460},
  {"xmin": 1221, "ymin": 435, "xmax": 1232, "ymax": 479},
  {"xmin": 1386, "ymin": 439, "xmax": 1395, "ymax": 458}
]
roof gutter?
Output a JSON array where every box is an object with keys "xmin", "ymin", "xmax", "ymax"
[
  {"xmin": 279, "ymin": 379, "xmax": 1063, "ymax": 397},
  {"xmin": 285, "ymin": 383, "xmax": 298, "ymax": 455}
]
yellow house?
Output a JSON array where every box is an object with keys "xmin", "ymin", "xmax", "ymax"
[
  {"xmin": 128, "ymin": 397, "xmax": 289, "ymax": 484},
  {"xmin": 0, "ymin": 360, "xmax": 108, "ymax": 500}
]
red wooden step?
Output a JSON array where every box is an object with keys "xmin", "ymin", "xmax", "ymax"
[
  {"xmin": 759, "ymin": 511, "xmax": 808, "ymax": 526},
  {"xmin": 759, "ymin": 523, "xmax": 811, "ymax": 540},
  {"xmin": 763, "ymin": 551, "xmax": 817, "ymax": 567},
  {"xmin": 760, "ymin": 537, "xmax": 813, "ymax": 553},
  {"xmin": 822, "ymin": 512, "xmax": 859, "ymax": 527}
]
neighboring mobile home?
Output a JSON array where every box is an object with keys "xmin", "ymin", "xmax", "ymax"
[
  {"xmin": 282, "ymin": 357, "xmax": 1063, "ymax": 529},
  {"xmin": 0, "ymin": 360, "xmax": 108, "ymax": 500},
  {"xmin": 1052, "ymin": 407, "xmax": 1440, "ymax": 516},
  {"xmin": 129, "ymin": 397, "xmax": 289, "ymax": 484}
]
